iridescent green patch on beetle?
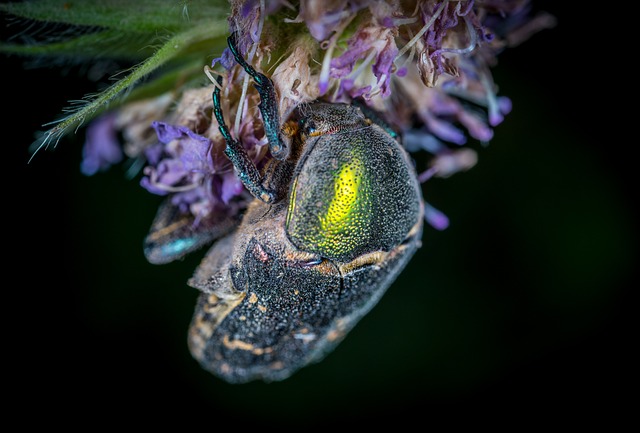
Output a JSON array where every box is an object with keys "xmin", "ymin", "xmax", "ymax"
[
  {"xmin": 287, "ymin": 145, "xmax": 369, "ymax": 261},
  {"xmin": 286, "ymin": 120, "xmax": 421, "ymax": 263}
]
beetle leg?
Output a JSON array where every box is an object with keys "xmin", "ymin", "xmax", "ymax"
[
  {"xmin": 227, "ymin": 34, "xmax": 288, "ymax": 161},
  {"xmin": 213, "ymin": 75, "xmax": 276, "ymax": 204}
]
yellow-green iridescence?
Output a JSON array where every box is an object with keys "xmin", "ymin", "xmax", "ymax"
[
  {"xmin": 286, "ymin": 176, "xmax": 298, "ymax": 228},
  {"xmin": 320, "ymin": 162, "xmax": 362, "ymax": 234},
  {"xmin": 287, "ymin": 154, "xmax": 371, "ymax": 260},
  {"xmin": 287, "ymin": 122, "xmax": 420, "ymax": 263}
]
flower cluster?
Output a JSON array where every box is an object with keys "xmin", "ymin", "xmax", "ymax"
[{"xmin": 73, "ymin": 0, "xmax": 554, "ymax": 231}]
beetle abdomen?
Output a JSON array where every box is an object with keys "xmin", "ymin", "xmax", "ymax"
[{"xmin": 187, "ymin": 211, "xmax": 423, "ymax": 383}]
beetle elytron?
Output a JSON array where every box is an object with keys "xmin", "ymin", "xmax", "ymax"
[{"xmin": 144, "ymin": 34, "xmax": 424, "ymax": 383}]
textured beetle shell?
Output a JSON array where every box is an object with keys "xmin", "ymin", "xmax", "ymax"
[
  {"xmin": 287, "ymin": 121, "xmax": 421, "ymax": 262},
  {"xmin": 186, "ymin": 106, "xmax": 424, "ymax": 383},
  {"xmin": 187, "ymin": 197, "xmax": 423, "ymax": 383}
]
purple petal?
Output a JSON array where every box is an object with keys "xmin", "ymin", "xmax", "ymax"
[
  {"xmin": 381, "ymin": 16, "xmax": 394, "ymax": 28},
  {"xmin": 144, "ymin": 143, "xmax": 164, "ymax": 166},
  {"xmin": 211, "ymin": 48, "xmax": 235, "ymax": 71},
  {"xmin": 424, "ymin": 201, "xmax": 450, "ymax": 231},
  {"xmin": 318, "ymin": 78, "xmax": 329, "ymax": 95},
  {"xmin": 425, "ymin": 116, "xmax": 467, "ymax": 145},
  {"xmin": 141, "ymin": 122, "xmax": 215, "ymax": 197},
  {"xmin": 151, "ymin": 121, "xmax": 186, "ymax": 145},
  {"xmin": 220, "ymin": 172, "xmax": 244, "ymax": 204},
  {"xmin": 498, "ymin": 96, "xmax": 513, "ymax": 115},
  {"xmin": 80, "ymin": 114, "xmax": 123, "ymax": 176},
  {"xmin": 139, "ymin": 176, "xmax": 169, "ymax": 196},
  {"xmin": 151, "ymin": 121, "xmax": 212, "ymax": 172}
]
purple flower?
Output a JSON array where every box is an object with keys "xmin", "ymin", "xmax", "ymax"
[
  {"xmin": 329, "ymin": 23, "xmax": 399, "ymax": 100},
  {"xmin": 220, "ymin": 171, "xmax": 245, "ymax": 204},
  {"xmin": 140, "ymin": 100, "xmax": 269, "ymax": 224},
  {"xmin": 141, "ymin": 122, "xmax": 224, "ymax": 221},
  {"xmin": 142, "ymin": 121, "xmax": 213, "ymax": 191},
  {"xmin": 211, "ymin": 48, "xmax": 235, "ymax": 71},
  {"xmin": 80, "ymin": 114, "xmax": 123, "ymax": 176},
  {"xmin": 429, "ymin": 148, "xmax": 478, "ymax": 178},
  {"xmin": 75, "ymin": 0, "xmax": 555, "ymax": 232},
  {"xmin": 424, "ymin": 201, "xmax": 450, "ymax": 231},
  {"xmin": 284, "ymin": 1, "xmax": 367, "ymax": 42}
]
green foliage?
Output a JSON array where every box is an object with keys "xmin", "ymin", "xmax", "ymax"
[
  {"xmin": 0, "ymin": 0, "xmax": 227, "ymax": 32},
  {"xmin": 0, "ymin": 29, "xmax": 159, "ymax": 59},
  {"xmin": 0, "ymin": 0, "xmax": 231, "ymax": 153}
]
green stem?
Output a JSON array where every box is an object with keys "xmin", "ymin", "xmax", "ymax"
[{"xmin": 29, "ymin": 21, "xmax": 218, "ymax": 159}]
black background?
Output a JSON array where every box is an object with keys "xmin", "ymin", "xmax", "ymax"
[{"xmin": 5, "ymin": 1, "xmax": 635, "ymax": 427}]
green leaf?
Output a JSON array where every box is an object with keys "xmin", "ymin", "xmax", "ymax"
[
  {"xmin": 1, "ymin": 0, "xmax": 232, "ymax": 156},
  {"xmin": 0, "ymin": 0, "xmax": 229, "ymax": 33},
  {"xmin": 29, "ymin": 20, "xmax": 225, "ymax": 157},
  {"xmin": 0, "ymin": 29, "xmax": 158, "ymax": 60}
]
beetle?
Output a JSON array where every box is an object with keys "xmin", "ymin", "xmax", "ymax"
[{"xmin": 143, "ymin": 34, "xmax": 424, "ymax": 383}]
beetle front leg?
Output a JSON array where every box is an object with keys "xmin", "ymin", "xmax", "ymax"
[
  {"xmin": 227, "ymin": 34, "xmax": 288, "ymax": 161},
  {"xmin": 213, "ymin": 75, "xmax": 276, "ymax": 204}
]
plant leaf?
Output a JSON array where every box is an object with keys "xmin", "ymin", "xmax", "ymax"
[
  {"xmin": 0, "ymin": 29, "xmax": 158, "ymax": 60},
  {"xmin": 29, "ymin": 21, "xmax": 225, "ymax": 158},
  {"xmin": 0, "ymin": 0, "xmax": 228, "ymax": 33}
]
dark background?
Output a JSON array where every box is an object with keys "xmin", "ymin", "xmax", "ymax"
[{"xmin": 5, "ymin": 1, "xmax": 635, "ymax": 427}]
